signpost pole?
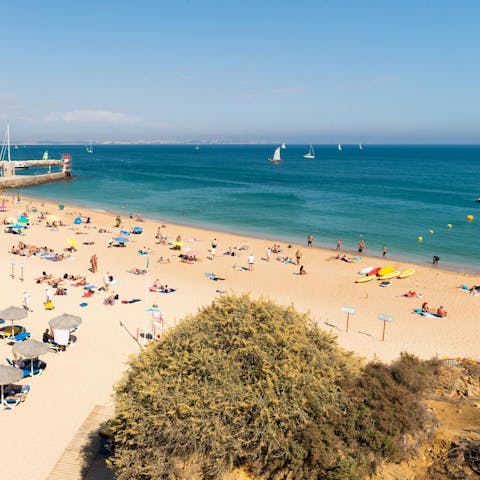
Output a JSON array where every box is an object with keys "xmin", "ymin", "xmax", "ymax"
[{"xmin": 346, "ymin": 312, "xmax": 350, "ymax": 333}]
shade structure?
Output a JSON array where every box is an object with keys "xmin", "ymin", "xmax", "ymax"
[
  {"xmin": 45, "ymin": 214, "xmax": 59, "ymax": 226},
  {"xmin": 49, "ymin": 313, "xmax": 82, "ymax": 331},
  {"xmin": 13, "ymin": 339, "xmax": 49, "ymax": 358},
  {"xmin": 13, "ymin": 339, "xmax": 49, "ymax": 377},
  {"xmin": 0, "ymin": 365, "xmax": 23, "ymax": 408},
  {"xmin": 73, "ymin": 217, "xmax": 82, "ymax": 224},
  {"xmin": 120, "ymin": 230, "xmax": 130, "ymax": 236},
  {"xmin": 0, "ymin": 306, "xmax": 27, "ymax": 322},
  {"xmin": 114, "ymin": 237, "xmax": 128, "ymax": 243},
  {"xmin": 0, "ymin": 306, "xmax": 28, "ymax": 337},
  {"xmin": 17, "ymin": 216, "xmax": 29, "ymax": 223},
  {"xmin": 67, "ymin": 238, "xmax": 78, "ymax": 248}
]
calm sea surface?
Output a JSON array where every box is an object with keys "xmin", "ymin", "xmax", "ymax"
[{"xmin": 11, "ymin": 144, "xmax": 480, "ymax": 273}]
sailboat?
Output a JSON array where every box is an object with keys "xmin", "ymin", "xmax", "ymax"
[
  {"xmin": 337, "ymin": 144, "xmax": 342, "ymax": 151},
  {"xmin": 0, "ymin": 124, "xmax": 29, "ymax": 169},
  {"xmin": 269, "ymin": 146, "xmax": 282, "ymax": 164},
  {"xmin": 42, "ymin": 150, "xmax": 49, "ymax": 160},
  {"xmin": 303, "ymin": 144, "xmax": 315, "ymax": 159},
  {"xmin": 281, "ymin": 143, "xmax": 286, "ymax": 149},
  {"xmin": 359, "ymin": 143, "xmax": 363, "ymax": 150},
  {"xmin": 86, "ymin": 141, "xmax": 93, "ymax": 153}
]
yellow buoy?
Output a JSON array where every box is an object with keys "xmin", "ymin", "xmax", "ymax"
[
  {"xmin": 447, "ymin": 224, "xmax": 452, "ymax": 229},
  {"xmin": 467, "ymin": 215, "xmax": 474, "ymax": 221},
  {"xmin": 429, "ymin": 229, "xmax": 434, "ymax": 234},
  {"xmin": 417, "ymin": 236, "xmax": 423, "ymax": 242}
]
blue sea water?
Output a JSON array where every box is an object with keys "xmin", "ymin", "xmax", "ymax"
[{"xmin": 11, "ymin": 144, "xmax": 480, "ymax": 273}]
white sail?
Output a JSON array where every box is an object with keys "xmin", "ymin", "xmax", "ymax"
[
  {"xmin": 338, "ymin": 144, "xmax": 342, "ymax": 151},
  {"xmin": 303, "ymin": 144, "xmax": 315, "ymax": 159},
  {"xmin": 86, "ymin": 141, "xmax": 93, "ymax": 153},
  {"xmin": 281, "ymin": 143, "xmax": 286, "ymax": 149},
  {"xmin": 359, "ymin": 143, "xmax": 363, "ymax": 150},
  {"xmin": 269, "ymin": 146, "xmax": 282, "ymax": 163}
]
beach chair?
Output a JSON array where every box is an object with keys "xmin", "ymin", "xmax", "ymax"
[
  {"xmin": 6, "ymin": 358, "xmax": 46, "ymax": 377},
  {"xmin": 2, "ymin": 384, "xmax": 30, "ymax": 409},
  {"xmin": 7, "ymin": 331, "xmax": 31, "ymax": 344}
]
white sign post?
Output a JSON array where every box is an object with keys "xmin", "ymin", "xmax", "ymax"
[
  {"xmin": 378, "ymin": 313, "xmax": 393, "ymax": 341},
  {"xmin": 341, "ymin": 306, "xmax": 356, "ymax": 333}
]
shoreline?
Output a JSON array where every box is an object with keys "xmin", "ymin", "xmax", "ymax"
[
  {"xmin": 15, "ymin": 190, "xmax": 480, "ymax": 275},
  {"xmin": 1, "ymin": 191, "xmax": 479, "ymax": 480}
]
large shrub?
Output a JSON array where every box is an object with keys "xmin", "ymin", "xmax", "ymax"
[{"xmin": 109, "ymin": 295, "xmax": 437, "ymax": 480}]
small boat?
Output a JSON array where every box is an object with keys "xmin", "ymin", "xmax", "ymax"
[
  {"xmin": 338, "ymin": 144, "xmax": 342, "ymax": 151},
  {"xmin": 86, "ymin": 141, "xmax": 93, "ymax": 154},
  {"xmin": 195, "ymin": 146, "xmax": 200, "ymax": 150},
  {"xmin": 269, "ymin": 146, "xmax": 282, "ymax": 164},
  {"xmin": 475, "ymin": 198, "xmax": 480, "ymax": 203},
  {"xmin": 303, "ymin": 144, "xmax": 315, "ymax": 159},
  {"xmin": 359, "ymin": 143, "xmax": 363, "ymax": 150},
  {"xmin": 281, "ymin": 143, "xmax": 287, "ymax": 149}
]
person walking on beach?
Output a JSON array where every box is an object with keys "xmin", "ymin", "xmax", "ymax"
[
  {"xmin": 382, "ymin": 244, "xmax": 387, "ymax": 259},
  {"xmin": 358, "ymin": 239, "xmax": 365, "ymax": 254},
  {"xmin": 295, "ymin": 249, "xmax": 302, "ymax": 265},
  {"xmin": 23, "ymin": 291, "xmax": 31, "ymax": 312},
  {"xmin": 248, "ymin": 254, "xmax": 255, "ymax": 271},
  {"xmin": 433, "ymin": 255, "xmax": 440, "ymax": 267},
  {"xmin": 45, "ymin": 287, "xmax": 53, "ymax": 304},
  {"xmin": 307, "ymin": 234, "xmax": 313, "ymax": 247},
  {"xmin": 336, "ymin": 239, "xmax": 342, "ymax": 252},
  {"xmin": 266, "ymin": 247, "xmax": 271, "ymax": 262}
]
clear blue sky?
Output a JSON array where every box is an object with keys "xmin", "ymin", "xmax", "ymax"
[{"xmin": 1, "ymin": 0, "xmax": 480, "ymax": 143}]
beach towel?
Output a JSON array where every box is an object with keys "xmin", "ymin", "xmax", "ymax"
[
  {"xmin": 79, "ymin": 302, "xmax": 88, "ymax": 307},
  {"xmin": 82, "ymin": 291, "xmax": 94, "ymax": 298},
  {"xmin": 413, "ymin": 309, "xmax": 442, "ymax": 319},
  {"xmin": 121, "ymin": 299, "xmax": 141, "ymax": 304}
]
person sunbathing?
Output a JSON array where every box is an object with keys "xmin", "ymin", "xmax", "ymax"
[
  {"xmin": 160, "ymin": 284, "xmax": 175, "ymax": 293},
  {"xmin": 421, "ymin": 302, "xmax": 430, "ymax": 313},
  {"xmin": 128, "ymin": 268, "xmax": 147, "ymax": 275},
  {"xmin": 157, "ymin": 257, "xmax": 171, "ymax": 264},
  {"xmin": 436, "ymin": 306, "xmax": 447, "ymax": 317}
]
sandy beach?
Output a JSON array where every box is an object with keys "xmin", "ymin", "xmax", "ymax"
[{"xmin": 0, "ymin": 194, "xmax": 479, "ymax": 480}]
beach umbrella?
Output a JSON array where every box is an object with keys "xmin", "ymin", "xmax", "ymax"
[
  {"xmin": 0, "ymin": 306, "xmax": 27, "ymax": 336},
  {"xmin": 9, "ymin": 225, "xmax": 25, "ymax": 230},
  {"xmin": 120, "ymin": 230, "xmax": 130, "ymax": 236},
  {"xmin": 114, "ymin": 237, "xmax": 129, "ymax": 243},
  {"xmin": 49, "ymin": 313, "xmax": 82, "ymax": 331},
  {"xmin": 73, "ymin": 217, "xmax": 82, "ymax": 225},
  {"xmin": 173, "ymin": 241, "xmax": 183, "ymax": 248},
  {"xmin": 0, "ymin": 205, "xmax": 7, "ymax": 212},
  {"xmin": 67, "ymin": 238, "xmax": 78, "ymax": 248},
  {"xmin": 17, "ymin": 216, "xmax": 29, "ymax": 223},
  {"xmin": 12, "ymin": 339, "xmax": 49, "ymax": 377},
  {"xmin": 45, "ymin": 214, "xmax": 59, "ymax": 226},
  {"xmin": 0, "ymin": 365, "xmax": 23, "ymax": 408}
]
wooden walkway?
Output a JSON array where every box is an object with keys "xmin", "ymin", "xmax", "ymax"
[{"xmin": 46, "ymin": 405, "xmax": 114, "ymax": 480}]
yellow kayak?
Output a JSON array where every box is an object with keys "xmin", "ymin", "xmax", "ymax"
[
  {"xmin": 355, "ymin": 275, "xmax": 376, "ymax": 283},
  {"xmin": 377, "ymin": 266, "xmax": 395, "ymax": 276},
  {"xmin": 378, "ymin": 270, "xmax": 401, "ymax": 280},
  {"xmin": 398, "ymin": 268, "xmax": 415, "ymax": 279}
]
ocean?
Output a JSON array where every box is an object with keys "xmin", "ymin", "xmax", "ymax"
[{"xmin": 10, "ymin": 144, "xmax": 480, "ymax": 273}]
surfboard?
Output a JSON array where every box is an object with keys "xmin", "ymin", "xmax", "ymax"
[
  {"xmin": 378, "ymin": 266, "xmax": 395, "ymax": 276},
  {"xmin": 398, "ymin": 268, "xmax": 415, "ymax": 279},
  {"xmin": 358, "ymin": 266, "xmax": 374, "ymax": 275},
  {"xmin": 355, "ymin": 275, "xmax": 376, "ymax": 283},
  {"xmin": 378, "ymin": 270, "xmax": 401, "ymax": 280},
  {"xmin": 367, "ymin": 267, "xmax": 381, "ymax": 276}
]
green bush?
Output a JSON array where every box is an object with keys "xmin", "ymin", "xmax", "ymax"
[{"xmin": 109, "ymin": 295, "xmax": 438, "ymax": 480}]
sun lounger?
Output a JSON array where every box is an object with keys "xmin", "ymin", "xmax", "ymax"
[
  {"xmin": 6, "ymin": 358, "xmax": 46, "ymax": 377},
  {"xmin": 7, "ymin": 331, "xmax": 31, "ymax": 343},
  {"xmin": 2, "ymin": 385, "xmax": 30, "ymax": 409}
]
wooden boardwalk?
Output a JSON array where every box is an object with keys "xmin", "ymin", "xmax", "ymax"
[{"xmin": 46, "ymin": 405, "xmax": 114, "ymax": 480}]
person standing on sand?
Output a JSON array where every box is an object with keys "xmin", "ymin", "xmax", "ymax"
[
  {"xmin": 248, "ymin": 254, "xmax": 255, "ymax": 271},
  {"xmin": 90, "ymin": 254, "xmax": 98, "ymax": 273},
  {"xmin": 307, "ymin": 234, "xmax": 313, "ymax": 247},
  {"xmin": 382, "ymin": 244, "xmax": 387, "ymax": 259},
  {"xmin": 23, "ymin": 291, "xmax": 31, "ymax": 312},
  {"xmin": 266, "ymin": 247, "xmax": 271, "ymax": 262},
  {"xmin": 296, "ymin": 249, "xmax": 302, "ymax": 265},
  {"xmin": 336, "ymin": 239, "xmax": 342, "ymax": 252}
]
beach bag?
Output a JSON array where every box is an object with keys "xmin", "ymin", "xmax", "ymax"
[{"xmin": 45, "ymin": 301, "xmax": 55, "ymax": 310}]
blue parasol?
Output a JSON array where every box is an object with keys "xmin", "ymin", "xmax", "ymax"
[
  {"xmin": 120, "ymin": 230, "xmax": 130, "ymax": 236},
  {"xmin": 114, "ymin": 237, "xmax": 129, "ymax": 243}
]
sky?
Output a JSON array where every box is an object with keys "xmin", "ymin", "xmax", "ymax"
[{"xmin": 1, "ymin": 0, "xmax": 480, "ymax": 143}]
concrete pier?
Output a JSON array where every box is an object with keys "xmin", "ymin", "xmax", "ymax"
[{"xmin": 0, "ymin": 159, "xmax": 72, "ymax": 189}]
